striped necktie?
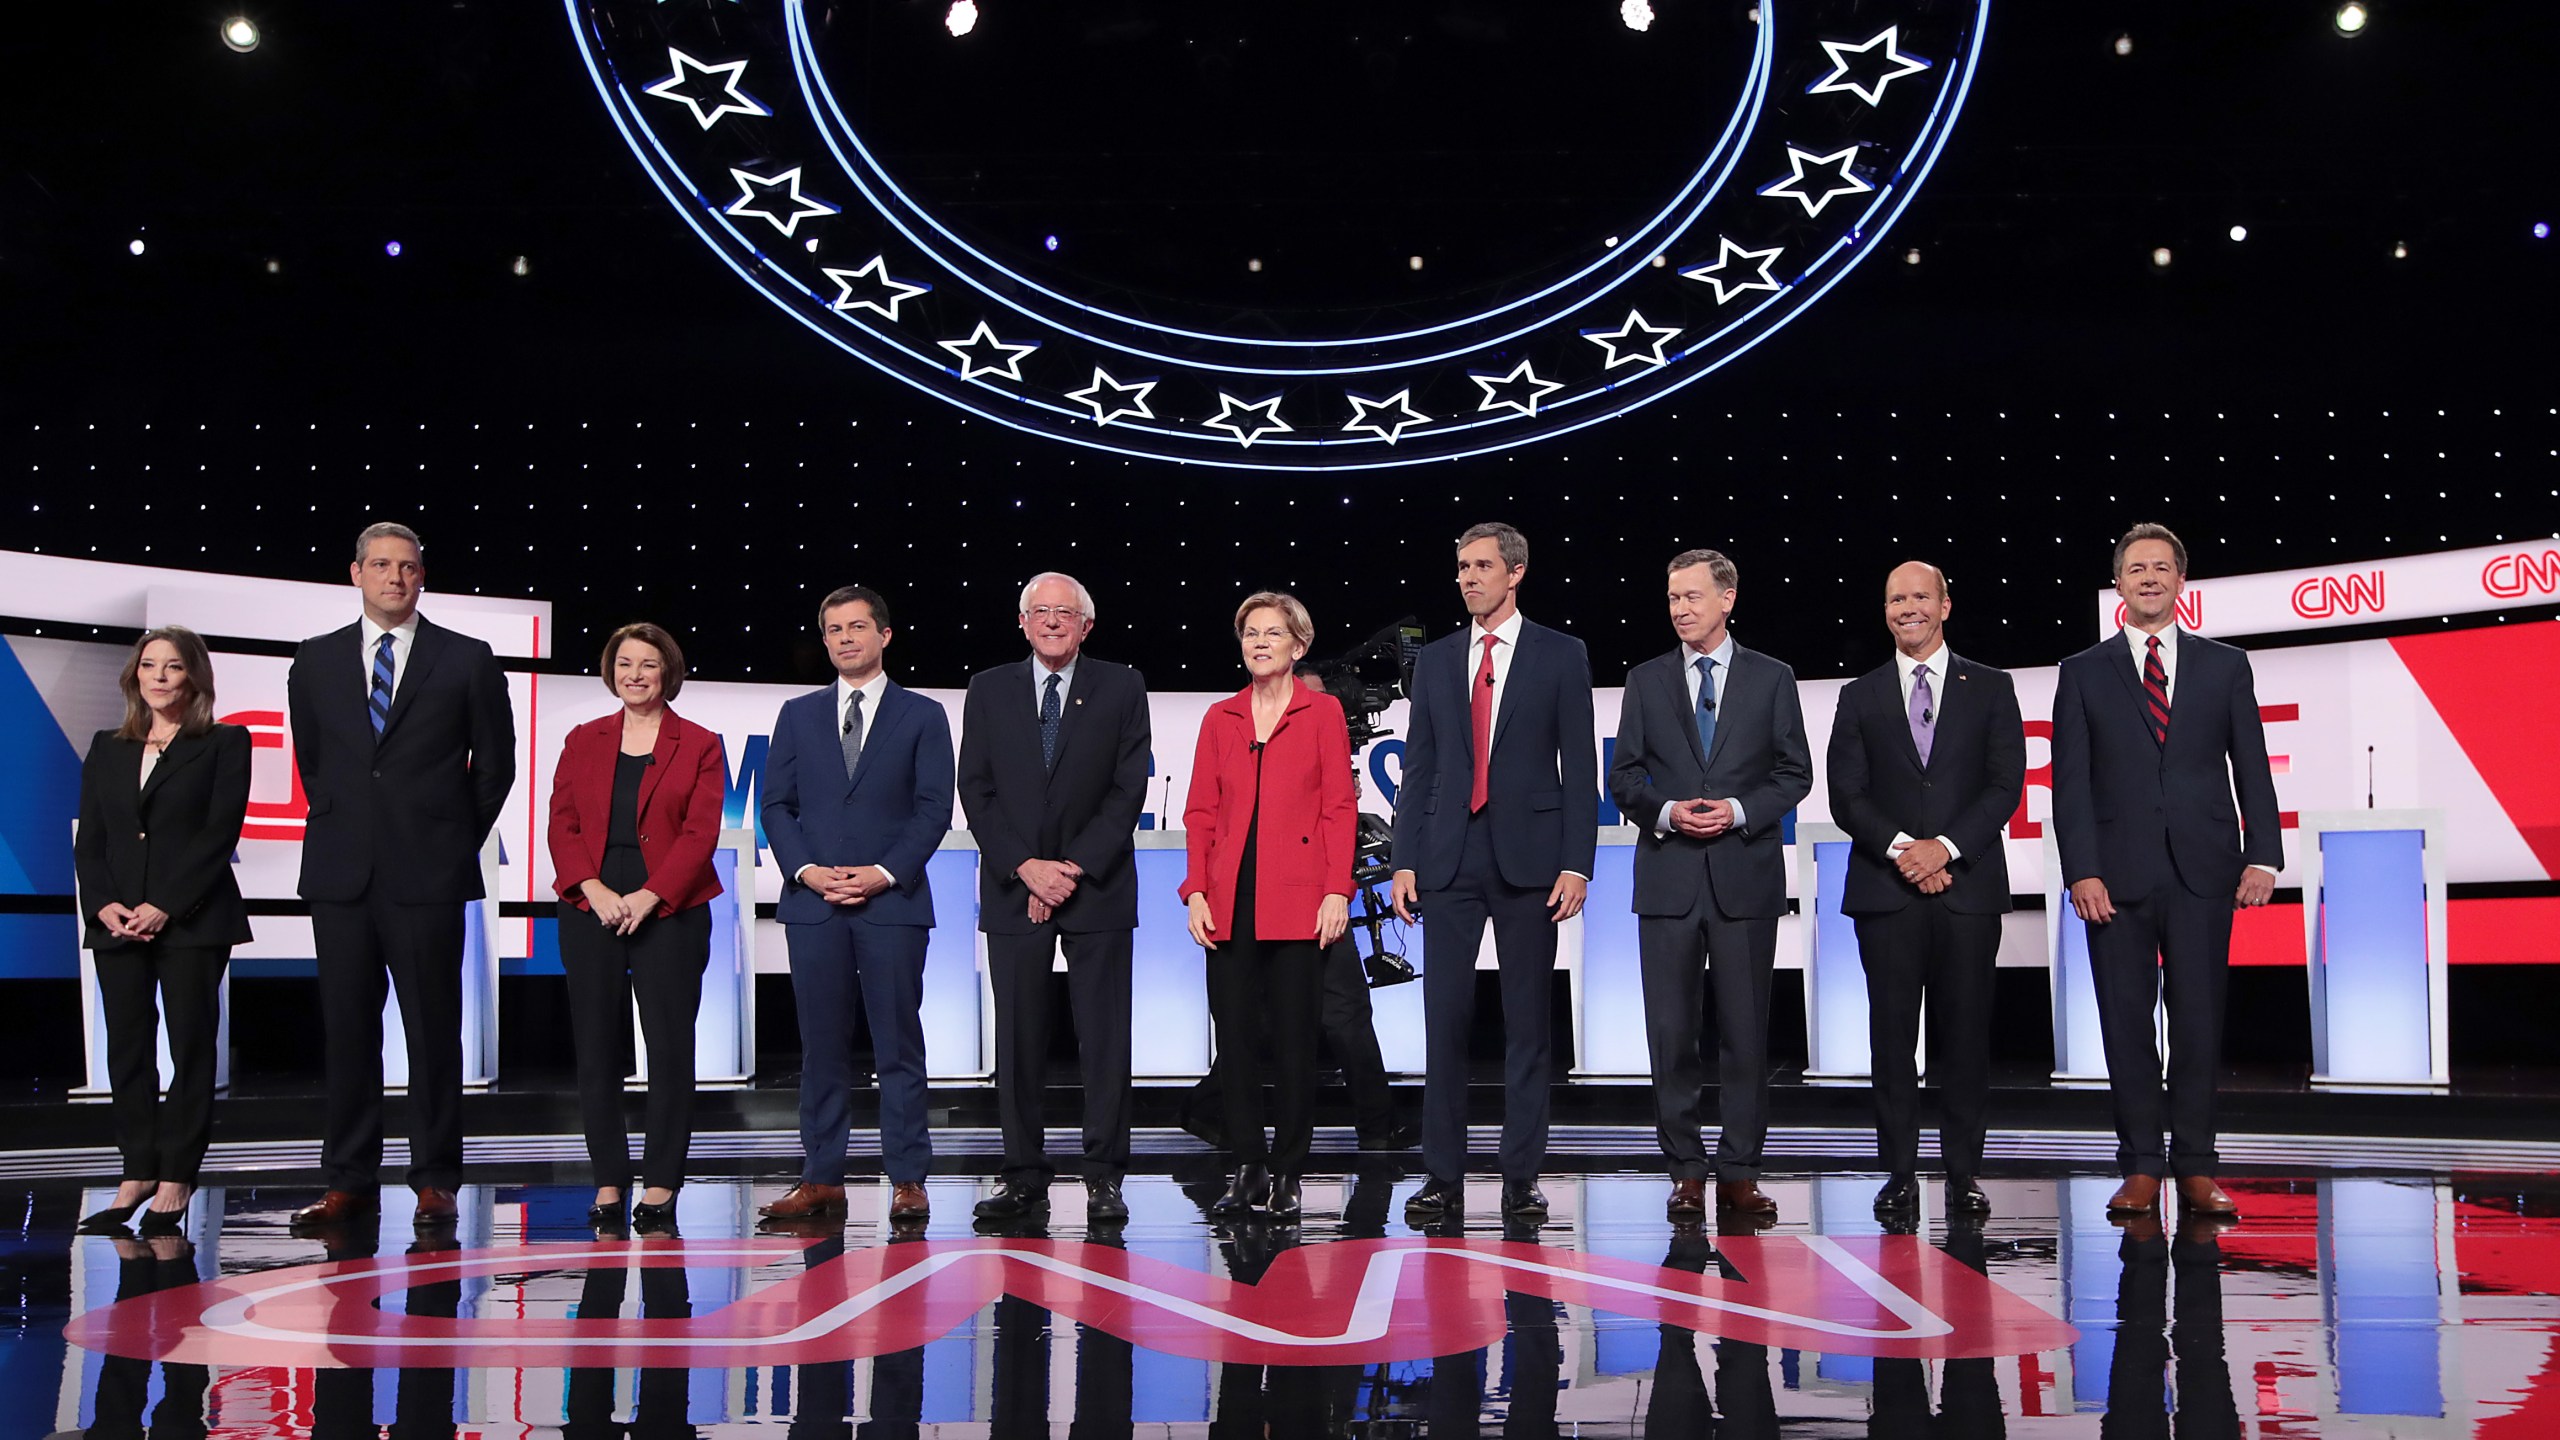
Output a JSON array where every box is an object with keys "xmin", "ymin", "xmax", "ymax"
[
  {"xmin": 2142, "ymin": 635, "xmax": 2171, "ymax": 745},
  {"xmin": 369, "ymin": 633, "xmax": 396, "ymax": 738}
]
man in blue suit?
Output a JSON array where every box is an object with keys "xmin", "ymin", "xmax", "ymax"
[
  {"xmin": 2054, "ymin": 523, "xmax": 2281, "ymax": 1222},
  {"xmin": 1389, "ymin": 522, "xmax": 1598, "ymax": 1221},
  {"xmin": 758, "ymin": 584, "xmax": 955, "ymax": 1227}
]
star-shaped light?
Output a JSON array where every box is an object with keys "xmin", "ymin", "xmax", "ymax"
[
  {"xmin": 1204, "ymin": 393, "xmax": 1291, "ymax": 447},
  {"xmin": 724, "ymin": 167, "xmax": 838, "ymax": 236},
  {"xmin": 1680, "ymin": 236, "xmax": 1787, "ymax": 304},
  {"xmin": 1067, "ymin": 368, "xmax": 1157, "ymax": 426},
  {"xmin": 1758, "ymin": 145, "xmax": 1875, "ymax": 218},
  {"xmin": 1343, "ymin": 390, "xmax": 1431, "ymax": 444},
  {"xmin": 821, "ymin": 255, "xmax": 930, "ymax": 322},
  {"xmin": 1807, "ymin": 27, "xmax": 1932, "ymax": 108},
  {"xmin": 1470, "ymin": 360, "xmax": 1565, "ymax": 419},
  {"xmin": 938, "ymin": 321, "xmax": 1038, "ymax": 382},
  {"xmin": 642, "ymin": 48, "xmax": 771, "ymax": 131},
  {"xmin": 1581, "ymin": 310, "xmax": 1682, "ymax": 369}
]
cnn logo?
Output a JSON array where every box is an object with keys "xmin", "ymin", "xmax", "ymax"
[
  {"xmin": 2289, "ymin": 570, "xmax": 2385, "ymax": 619},
  {"xmin": 2482, "ymin": 549, "xmax": 2560, "ymax": 599}
]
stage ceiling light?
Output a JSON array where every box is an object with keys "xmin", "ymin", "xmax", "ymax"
[
  {"xmin": 1620, "ymin": 0, "xmax": 1655, "ymax": 32},
  {"xmin": 264, "ymin": 256, "xmax": 280, "ymax": 274},
  {"xmin": 1407, "ymin": 255, "xmax": 1424, "ymax": 271},
  {"xmin": 2392, "ymin": 241, "xmax": 2408, "ymax": 259},
  {"xmin": 221, "ymin": 16, "xmax": 258, "ymax": 52},
  {"xmin": 946, "ymin": 1, "xmax": 977, "ymax": 38},
  {"xmin": 2537, "ymin": 222, "xmax": 2552, "ymax": 240},
  {"xmin": 2334, "ymin": 3, "xmax": 2369, "ymax": 36},
  {"xmin": 1903, "ymin": 247, "xmax": 1921, "ymax": 264},
  {"xmin": 127, "ymin": 238, "xmax": 146, "ymax": 257},
  {"xmin": 384, "ymin": 240, "xmax": 403, "ymax": 257},
  {"xmin": 2112, "ymin": 32, "xmax": 2133, "ymax": 56},
  {"xmin": 511, "ymin": 255, "xmax": 531, "ymax": 277},
  {"xmin": 1247, "ymin": 258, "xmax": 1262, "ymax": 273},
  {"xmin": 1044, "ymin": 234, "xmax": 1060, "ymax": 253},
  {"xmin": 2229, "ymin": 224, "xmax": 2248, "ymax": 242},
  {"xmin": 2152, "ymin": 246, "xmax": 2173, "ymax": 268}
]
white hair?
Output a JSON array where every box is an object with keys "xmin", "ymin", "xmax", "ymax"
[{"xmin": 1017, "ymin": 571, "xmax": 1096, "ymax": 621}]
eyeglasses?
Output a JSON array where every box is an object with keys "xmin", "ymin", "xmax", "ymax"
[{"xmin": 1023, "ymin": 606, "xmax": 1086, "ymax": 621}]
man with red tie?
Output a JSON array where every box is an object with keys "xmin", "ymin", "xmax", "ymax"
[
  {"xmin": 2052, "ymin": 523, "xmax": 2283, "ymax": 1221},
  {"xmin": 1389, "ymin": 522, "xmax": 1597, "ymax": 1222}
]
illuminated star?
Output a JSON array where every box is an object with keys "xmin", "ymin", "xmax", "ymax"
[
  {"xmin": 938, "ymin": 321, "xmax": 1038, "ymax": 382},
  {"xmin": 1680, "ymin": 236, "xmax": 1786, "ymax": 304},
  {"xmin": 1343, "ymin": 390, "xmax": 1431, "ymax": 444},
  {"xmin": 642, "ymin": 48, "xmax": 771, "ymax": 131},
  {"xmin": 822, "ymin": 255, "xmax": 930, "ymax": 322},
  {"xmin": 1204, "ymin": 393, "xmax": 1291, "ymax": 447},
  {"xmin": 1807, "ymin": 27, "xmax": 1932, "ymax": 108},
  {"xmin": 1758, "ymin": 144, "xmax": 1875, "ymax": 218},
  {"xmin": 1470, "ymin": 360, "xmax": 1564, "ymax": 419},
  {"xmin": 724, "ymin": 167, "xmax": 838, "ymax": 236},
  {"xmin": 1581, "ymin": 309, "xmax": 1682, "ymax": 369},
  {"xmin": 1067, "ymin": 368, "xmax": 1157, "ymax": 426}
]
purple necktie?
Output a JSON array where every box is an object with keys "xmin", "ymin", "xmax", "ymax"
[{"xmin": 1909, "ymin": 663, "xmax": 1935, "ymax": 766}]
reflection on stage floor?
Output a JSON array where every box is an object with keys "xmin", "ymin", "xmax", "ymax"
[{"xmin": 19, "ymin": 1162, "xmax": 2560, "ymax": 1437}]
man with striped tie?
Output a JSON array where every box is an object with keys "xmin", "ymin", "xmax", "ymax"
[
  {"xmin": 2053, "ymin": 523, "xmax": 2282, "ymax": 1222},
  {"xmin": 287, "ymin": 522, "xmax": 516, "ymax": 1233}
]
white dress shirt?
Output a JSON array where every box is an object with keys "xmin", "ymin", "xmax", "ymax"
[
  {"xmin": 2122, "ymin": 624, "xmax": 2276, "ymax": 877},
  {"xmin": 1889, "ymin": 642, "xmax": 1959, "ymax": 862},
  {"xmin": 1031, "ymin": 653, "xmax": 1078, "ymax": 715},
  {"xmin": 797, "ymin": 671, "xmax": 896, "ymax": 889},
  {"xmin": 1652, "ymin": 632, "xmax": 1750, "ymax": 837},
  {"xmin": 359, "ymin": 615, "xmax": 420, "ymax": 698}
]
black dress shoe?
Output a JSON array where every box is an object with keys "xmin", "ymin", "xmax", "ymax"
[
  {"xmin": 1945, "ymin": 1176, "xmax": 1992, "ymax": 1215},
  {"xmin": 77, "ymin": 1195, "xmax": 151, "ymax": 1235},
  {"xmin": 138, "ymin": 1205, "xmax": 189, "ymax": 1237},
  {"xmin": 1267, "ymin": 1174, "xmax": 1303, "ymax": 1220},
  {"xmin": 588, "ymin": 1199, "xmax": 626, "ymax": 1228},
  {"xmin": 973, "ymin": 1180, "xmax": 1051, "ymax": 1222},
  {"xmin": 1084, "ymin": 1177, "xmax": 1129, "ymax": 1223},
  {"xmin": 1501, "ymin": 1180, "xmax": 1549, "ymax": 1218},
  {"xmin": 1359, "ymin": 1122, "xmax": 1420, "ymax": 1152},
  {"xmin": 1403, "ymin": 1176, "xmax": 1462, "ymax": 1221},
  {"xmin": 1209, "ymin": 1166, "xmax": 1271, "ymax": 1217},
  {"xmin": 1873, "ymin": 1174, "xmax": 1921, "ymax": 1216},
  {"xmin": 630, "ymin": 1198, "xmax": 679, "ymax": 1233}
]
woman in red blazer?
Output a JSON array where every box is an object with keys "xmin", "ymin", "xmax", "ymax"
[
  {"xmin": 547, "ymin": 622, "xmax": 727, "ymax": 1233},
  {"xmin": 1179, "ymin": 591, "xmax": 1357, "ymax": 1219}
]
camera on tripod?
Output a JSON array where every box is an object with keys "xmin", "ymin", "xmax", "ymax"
[{"xmin": 1299, "ymin": 619, "xmax": 1427, "ymax": 987}]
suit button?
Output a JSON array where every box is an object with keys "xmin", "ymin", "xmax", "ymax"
[
  {"xmin": 137, "ymin": 831, "xmax": 147, "ymax": 840},
  {"xmin": 372, "ymin": 769, "xmax": 382, "ymax": 778}
]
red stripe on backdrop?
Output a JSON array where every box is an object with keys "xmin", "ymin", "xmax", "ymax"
[
  {"xmin": 2222, "ymin": 897, "xmax": 2560, "ymax": 965},
  {"xmin": 2390, "ymin": 622, "xmax": 2560, "ymax": 880}
]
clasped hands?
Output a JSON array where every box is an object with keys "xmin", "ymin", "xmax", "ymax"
[
  {"xmin": 580, "ymin": 880, "xmax": 666, "ymax": 934},
  {"xmin": 1019, "ymin": 857, "xmax": 1082, "ymax": 924},
  {"xmin": 1890, "ymin": 836, "xmax": 1955, "ymax": 896},
  {"xmin": 802, "ymin": 865, "xmax": 894, "ymax": 907},
  {"xmin": 95, "ymin": 902, "xmax": 170, "ymax": 942}
]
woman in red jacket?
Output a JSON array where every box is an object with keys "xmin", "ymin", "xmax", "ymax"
[
  {"xmin": 548, "ymin": 623, "xmax": 727, "ymax": 1232},
  {"xmin": 1179, "ymin": 591, "xmax": 1358, "ymax": 1219}
]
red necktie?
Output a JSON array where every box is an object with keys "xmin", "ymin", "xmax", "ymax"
[
  {"xmin": 1469, "ymin": 633, "xmax": 1498, "ymax": 812},
  {"xmin": 2142, "ymin": 635, "xmax": 2172, "ymax": 745}
]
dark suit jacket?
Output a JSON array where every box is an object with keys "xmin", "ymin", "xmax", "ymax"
[
  {"xmin": 75, "ymin": 725, "xmax": 254, "ymax": 950},
  {"xmin": 956, "ymin": 656, "xmax": 1151, "ymax": 935},
  {"xmin": 1606, "ymin": 644, "xmax": 1813, "ymax": 920},
  {"xmin": 762, "ymin": 679, "xmax": 955, "ymax": 928},
  {"xmin": 1825, "ymin": 652, "xmax": 2025, "ymax": 917},
  {"xmin": 1388, "ymin": 618, "xmax": 1599, "ymax": 890},
  {"xmin": 546, "ymin": 707, "xmax": 728, "ymax": 916},
  {"xmin": 287, "ymin": 615, "xmax": 517, "ymax": 904},
  {"xmin": 2051, "ymin": 629, "xmax": 2284, "ymax": 901}
]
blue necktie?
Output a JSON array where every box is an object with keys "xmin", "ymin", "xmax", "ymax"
[
  {"xmin": 1693, "ymin": 655, "xmax": 1717, "ymax": 760},
  {"xmin": 369, "ymin": 633, "xmax": 396, "ymax": 738},
  {"xmin": 1039, "ymin": 672, "xmax": 1063, "ymax": 769}
]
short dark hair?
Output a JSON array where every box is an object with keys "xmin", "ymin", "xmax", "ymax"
[
  {"xmin": 600, "ymin": 622, "xmax": 688, "ymax": 703},
  {"xmin": 2113, "ymin": 522, "xmax": 2189, "ymax": 578},
  {"xmin": 817, "ymin": 584, "xmax": 891, "ymax": 630},
  {"xmin": 1455, "ymin": 522, "xmax": 1528, "ymax": 571},
  {"xmin": 1667, "ymin": 548, "xmax": 1739, "ymax": 590},
  {"xmin": 353, "ymin": 521, "xmax": 423, "ymax": 563},
  {"xmin": 116, "ymin": 626, "xmax": 218, "ymax": 741}
]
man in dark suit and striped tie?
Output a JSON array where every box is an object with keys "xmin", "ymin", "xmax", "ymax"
[{"xmin": 2052, "ymin": 523, "xmax": 2283, "ymax": 1221}]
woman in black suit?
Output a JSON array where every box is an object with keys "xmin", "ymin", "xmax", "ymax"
[{"xmin": 73, "ymin": 625, "xmax": 252, "ymax": 1235}]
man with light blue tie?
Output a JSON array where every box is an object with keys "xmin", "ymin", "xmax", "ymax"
[
  {"xmin": 1606, "ymin": 548, "xmax": 1811, "ymax": 1220},
  {"xmin": 758, "ymin": 584, "xmax": 954, "ymax": 1228}
]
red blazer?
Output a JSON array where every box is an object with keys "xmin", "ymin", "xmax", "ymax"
[
  {"xmin": 548, "ymin": 707, "xmax": 728, "ymax": 916},
  {"xmin": 1178, "ymin": 679, "xmax": 1358, "ymax": 943}
]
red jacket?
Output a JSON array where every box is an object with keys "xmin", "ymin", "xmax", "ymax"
[
  {"xmin": 547, "ymin": 707, "xmax": 728, "ymax": 916},
  {"xmin": 1178, "ymin": 679, "xmax": 1358, "ymax": 943}
]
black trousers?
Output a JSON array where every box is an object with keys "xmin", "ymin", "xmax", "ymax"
[
  {"xmin": 95, "ymin": 943, "xmax": 228, "ymax": 1184},
  {"xmin": 1204, "ymin": 909, "xmax": 1322, "ymax": 1170},
  {"xmin": 1852, "ymin": 897, "xmax": 2001, "ymax": 1177},
  {"xmin": 559, "ymin": 903, "xmax": 711, "ymax": 1192},
  {"xmin": 1420, "ymin": 810, "xmax": 1560, "ymax": 1185},
  {"xmin": 2086, "ymin": 851, "xmax": 2235, "ymax": 1176},
  {"xmin": 311, "ymin": 891, "xmax": 468, "ymax": 1192},
  {"xmin": 1637, "ymin": 863, "xmax": 1781, "ymax": 1182},
  {"xmin": 1182, "ymin": 935, "xmax": 1399, "ymax": 1142},
  {"xmin": 988, "ymin": 926, "xmax": 1134, "ymax": 1185}
]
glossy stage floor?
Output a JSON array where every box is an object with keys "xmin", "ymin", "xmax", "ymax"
[{"xmin": 17, "ymin": 1128, "xmax": 2560, "ymax": 1440}]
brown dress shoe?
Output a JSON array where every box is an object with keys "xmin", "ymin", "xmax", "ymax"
[
  {"xmin": 759, "ymin": 1183, "xmax": 849, "ymax": 1219},
  {"xmin": 290, "ymin": 1190, "xmax": 377, "ymax": 1228},
  {"xmin": 889, "ymin": 1182, "xmax": 930, "ymax": 1222},
  {"xmin": 1666, "ymin": 1178, "xmax": 1708, "ymax": 1216},
  {"xmin": 411, "ymin": 1187, "xmax": 459, "ymax": 1226},
  {"xmin": 1715, "ymin": 1181, "xmax": 1778, "ymax": 1216},
  {"xmin": 2175, "ymin": 1175, "xmax": 2240, "ymax": 1218},
  {"xmin": 2106, "ymin": 1174, "xmax": 2163, "ymax": 1214}
]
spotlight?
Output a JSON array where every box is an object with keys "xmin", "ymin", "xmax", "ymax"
[
  {"xmin": 1043, "ymin": 234, "xmax": 1060, "ymax": 253},
  {"xmin": 2334, "ymin": 3, "xmax": 2369, "ymax": 36},
  {"xmin": 264, "ymin": 256, "xmax": 281, "ymax": 274},
  {"xmin": 2112, "ymin": 32, "xmax": 2133, "ymax": 56},
  {"xmin": 221, "ymin": 16, "xmax": 258, "ymax": 52},
  {"xmin": 2228, "ymin": 224, "xmax": 2248, "ymax": 242},
  {"xmin": 804, "ymin": 237, "xmax": 820, "ymax": 253},
  {"xmin": 1745, "ymin": 6, "xmax": 1760, "ymax": 23},
  {"xmin": 2151, "ymin": 246, "xmax": 2173, "ymax": 268},
  {"xmin": 1247, "ymin": 257, "xmax": 1263, "ymax": 273},
  {"xmin": 1620, "ymin": 0, "xmax": 1654, "ymax": 32},
  {"xmin": 2390, "ymin": 241, "xmax": 2407, "ymax": 259},
  {"xmin": 383, "ymin": 240, "xmax": 403, "ymax": 257},
  {"xmin": 2537, "ymin": 222, "xmax": 2552, "ymax": 240},
  {"xmin": 1903, "ymin": 247, "xmax": 1922, "ymax": 265},
  {"xmin": 1603, "ymin": 235, "xmax": 1619, "ymax": 248},
  {"xmin": 1649, "ymin": 254, "xmax": 1667, "ymax": 268},
  {"xmin": 511, "ymin": 255, "xmax": 530, "ymax": 277},
  {"xmin": 1407, "ymin": 255, "xmax": 1424, "ymax": 271},
  {"xmin": 128, "ymin": 238, "xmax": 146, "ymax": 257},
  {"xmin": 946, "ymin": 0, "xmax": 978, "ymax": 37}
]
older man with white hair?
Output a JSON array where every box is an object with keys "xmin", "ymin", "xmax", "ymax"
[{"xmin": 957, "ymin": 572, "xmax": 1154, "ymax": 1224}]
